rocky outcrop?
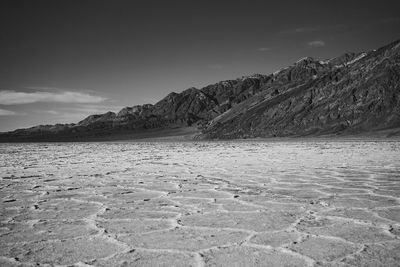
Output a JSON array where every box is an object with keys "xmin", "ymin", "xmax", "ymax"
[
  {"xmin": 199, "ymin": 40, "xmax": 400, "ymax": 139},
  {"xmin": 0, "ymin": 39, "xmax": 399, "ymax": 141}
]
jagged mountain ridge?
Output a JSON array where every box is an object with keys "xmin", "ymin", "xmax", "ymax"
[
  {"xmin": 1, "ymin": 39, "xmax": 399, "ymax": 141},
  {"xmin": 0, "ymin": 74, "xmax": 274, "ymax": 141},
  {"xmin": 200, "ymin": 40, "xmax": 400, "ymax": 139}
]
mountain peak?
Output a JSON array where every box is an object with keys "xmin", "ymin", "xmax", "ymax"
[
  {"xmin": 1, "ymin": 39, "xmax": 399, "ymax": 141},
  {"xmin": 295, "ymin": 56, "xmax": 316, "ymax": 64}
]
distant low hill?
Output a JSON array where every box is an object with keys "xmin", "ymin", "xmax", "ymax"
[{"xmin": 1, "ymin": 39, "xmax": 400, "ymax": 142}]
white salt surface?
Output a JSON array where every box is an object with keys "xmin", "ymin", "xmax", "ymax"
[{"xmin": 1, "ymin": 140, "xmax": 399, "ymax": 266}]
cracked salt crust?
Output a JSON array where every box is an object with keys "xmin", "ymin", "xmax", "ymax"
[{"xmin": 0, "ymin": 140, "xmax": 399, "ymax": 266}]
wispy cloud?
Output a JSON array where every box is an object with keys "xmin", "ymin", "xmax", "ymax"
[
  {"xmin": 0, "ymin": 108, "xmax": 18, "ymax": 116},
  {"xmin": 35, "ymin": 110, "xmax": 59, "ymax": 115},
  {"xmin": 0, "ymin": 90, "xmax": 106, "ymax": 105},
  {"xmin": 307, "ymin": 40, "xmax": 326, "ymax": 47},
  {"xmin": 25, "ymin": 86, "xmax": 98, "ymax": 94},
  {"xmin": 257, "ymin": 47, "xmax": 271, "ymax": 52}
]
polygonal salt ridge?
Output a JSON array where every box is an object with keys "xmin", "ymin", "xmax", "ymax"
[
  {"xmin": 96, "ymin": 219, "xmax": 173, "ymax": 235},
  {"xmin": 297, "ymin": 216, "xmax": 396, "ymax": 244},
  {"xmin": 342, "ymin": 242, "xmax": 400, "ymax": 266},
  {"xmin": 218, "ymin": 199, "xmax": 263, "ymax": 212},
  {"xmin": 1, "ymin": 142, "xmax": 400, "ymax": 266},
  {"xmin": 200, "ymin": 245, "xmax": 312, "ymax": 267},
  {"xmin": 115, "ymin": 227, "xmax": 249, "ymax": 252},
  {"xmin": 169, "ymin": 189, "xmax": 233, "ymax": 199},
  {"xmin": 6, "ymin": 236, "xmax": 127, "ymax": 266},
  {"xmin": 319, "ymin": 208, "xmax": 397, "ymax": 226},
  {"xmin": 120, "ymin": 198, "xmax": 182, "ymax": 212},
  {"xmin": 0, "ymin": 220, "xmax": 99, "ymax": 244},
  {"xmin": 249, "ymin": 230, "xmax": 304, "ymax": 248},
  {"xmin": 295, "ymin": 213, "xmax": 335, "ymax": 230},
  {"xmin": 327, "ymin": 196, "xmax": 399, "ymax": 210},
  {"xmin": 181, "ymin": 210, "xmax": 299, "ymax": 232},
  {"xmin": 98, "ymin": 208, "xmax": 179, "ymax": 220},
  {"xmin": 288, "ymin": 235, "xmax": 360, "ymax": 263},
  {"xmin": 91, "ymin": 249, "xmax": 198, "ymax": 267},
  {"xmin": 106, "ymin": 188, "xmax": 165, "ymax": 200},
  {"xmin": 374, "ymin": 206, "xmax": 400, "ymax": 224}
]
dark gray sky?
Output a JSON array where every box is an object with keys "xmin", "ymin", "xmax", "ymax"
[{"xmin": 1, "ymin": 0, "xmax": 399, "ymax": 131}]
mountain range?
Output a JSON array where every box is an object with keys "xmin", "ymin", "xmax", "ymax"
[{"xmin": 1, "ymin": 39, "xmax": 399, "ymax": 141}]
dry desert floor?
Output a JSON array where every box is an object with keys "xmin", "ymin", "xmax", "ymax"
[{"xmin": 1, "ymin": 140, "xmax": 400, "ymax": 266}]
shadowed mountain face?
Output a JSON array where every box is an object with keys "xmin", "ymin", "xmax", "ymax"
[{"xmin": 1, "ymin": 39, "xmax": 400, "ymax": 141}]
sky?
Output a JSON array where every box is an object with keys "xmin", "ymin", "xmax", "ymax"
[{"xmin": 0, "ymin": 0, "xmax": 400, "ymax": 132}]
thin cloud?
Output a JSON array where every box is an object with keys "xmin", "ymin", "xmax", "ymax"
[
  {"xmin": 0, "ymin": 90, "xmax": 106, "ymax": 105},
  {"xmin": 0, "ymin": 108, "xmax": 17, "ymax": 116},
  {"xmin": 308, "ymin": 40, "xmax": 326, "ymax": 47},
  {"xmin": 34, "ymin": 110, "xmax": 59, "ymax": 115},
  {"xmin": 25, "ymin": 86, "xmax": 98, "ymax": 94},
  {"xmin": 257, "ymin": 47, "xmax": 271, "ymax": 52}
]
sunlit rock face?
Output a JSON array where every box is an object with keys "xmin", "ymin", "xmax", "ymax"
[
  {"xmin": 1, "ymin": 39, "xmax": 399, "ymax": 142},
  {"xmin": 1, "ymin": 140, "xmax": 399, "ymax": 266},
  {"xmin": 200, "ymin": 40, "xmax": 400, "ymax": 139}
]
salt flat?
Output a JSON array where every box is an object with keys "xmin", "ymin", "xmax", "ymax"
[{"xmin": 0, "ymin": 140, "xmax": 399, "ymax": 266}]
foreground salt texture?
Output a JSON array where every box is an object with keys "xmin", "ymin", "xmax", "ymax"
[{"xmin": 0, "ymin": 140, "xmax": 399, "ymax": 266}]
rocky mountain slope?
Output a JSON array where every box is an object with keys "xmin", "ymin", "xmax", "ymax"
[{"xmin": 1, "ymin": 39, "xmax": 399, "ymax": 141}]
